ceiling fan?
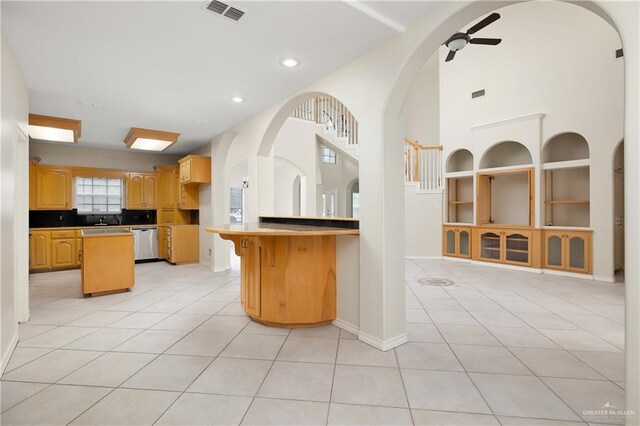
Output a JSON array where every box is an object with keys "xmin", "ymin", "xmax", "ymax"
[{"xmin": 443, "ymin": 12, "xmax": 502, "ymax": 62}]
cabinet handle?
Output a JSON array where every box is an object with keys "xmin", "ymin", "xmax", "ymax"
[{"xmin": 78, "ymin": 250, "xmax": 82, "ymax": 262}]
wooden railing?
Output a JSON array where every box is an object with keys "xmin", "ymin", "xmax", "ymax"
[
  {"xmin": 290, "ymin": 96, "xmax": 358, "ymax": 146},
  {"xmin": 404, "ymin": 138, "xmax": 443, "ymax": 191}
]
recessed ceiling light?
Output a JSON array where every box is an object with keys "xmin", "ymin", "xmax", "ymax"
[
  {"xmin": 281, "ymin": 58, "xmax": 300, "ymax": 68},
  {"xmin": 231, "ymin": 96, "xmax": 244, "ymax": 103}
]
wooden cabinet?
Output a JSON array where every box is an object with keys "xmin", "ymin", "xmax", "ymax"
[
  {"xmin": 29, "ymin": 231, "xmax": 51, "ymax": 270},
  {"xmin": 51, "ymin": 238, "xmax": 76, "ymax": 268},
  {"xmin": 477, "ymin": 168, "xmax": 534, "ymax": 227},
  {"xmin": 543, "ymin": 229, "xmax": 591, "ymax": 274},
  {"xmin": 165, "ymin": 225, "xmax": 199, "ymax": 264},
  {"xmin": 158, "ymin": 166, "xmax": 177, "ymax": 209},
  {"xmin": 239, "ymin": 237, "xmax": 261, "ymax": 317},
  {"xmin": 178, "ymin": 183, "xmax": 199, "ymax": 210},
  {"xmin": 127, "ymin": 173, "xmax": 157, "ymax": 209},
  {"xmin": 179, "ymin": 155, "xmax": 211, "ymax": 184},
  {"xmin": 158, "ymin": 226, "xmax": 168, "ymax": 259},
  {"xmin": 35, "ymin": 166, "xmax": 72, "ymax": 210},
  {"xmin": 443, "ymin": 226, "xmax": 471, "ymax": 258},
  {"xmin": 29, "ymin": 163, "xmax": 36, "ymax": 210},
  {"xmin": 473, "ymin": 227, "xmax": 541, "ymax": 268}
]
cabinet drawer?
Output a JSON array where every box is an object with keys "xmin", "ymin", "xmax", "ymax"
[{"xmin": 51, "ymin": 230, "xmax": 76, "ymax": 239}]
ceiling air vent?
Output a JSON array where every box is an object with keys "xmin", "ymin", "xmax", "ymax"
[
  {"xmin": 206, "ymin": 0, "xmax": 227, "ymax": 14},
  {"xmin": 472, "ymin": 89, "xmax": 486, "ymax": 99},
  {"xmin": 205, "ymin": 0, "xmax": 245, "ymax": 22},
  {"xmin": 224, "ymin": 7, "xmax": 245, "ymax": 21},
  {"xmin": 616, "ymin": 48, "xmax": 623, "ymax": 59}
]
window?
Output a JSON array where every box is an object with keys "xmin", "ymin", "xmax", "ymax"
[
  {"xmin": 229, "ymin": 187, "xmax": 244, "ymax": 224},
  {"xmin": 76, "ymin": 177, "xmax": 123, "ymax": 214},
  {"xmin": 352, "ymin": 192, "xmax": 360, "ymax": 218},
  {"xmin": 321, "ymin": 145, "xmax": 337, "ymax": 164}
]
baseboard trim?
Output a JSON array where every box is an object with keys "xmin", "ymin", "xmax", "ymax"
[
  {"xmin": 213, "ymin": 265, "xmax": 230, "ymax": 273},
  {"xmin": 332, "ymin": 318, "xmax": 359, "ymax": 336},
  {"xmin": 1, "ymin": 332, "xmax": 19, "ymax": 375},
  {"xmin": 593, "ymin": 275, "xmax": 616, "ymax": 283},
  {"xmin": 406, "ymin": 256, "xmax": 444, "ymax": 260},
  {"xmin": 358, "ymin": 331, "xmax": 408, "ymax": 352},
  {"xmin": 470, "ymin": 260, "xmax": 542, "ymax": 273},
  {"xmin": 442, "ymin": 256, "xmax": 472, "ymax": 263},
  {"xmin": 542, "ymin": 268, "xmax": 602, "ymax": 281},
  {"xmin": 199, "ymin": 259, "xmax": 212, "ymax": 268}
]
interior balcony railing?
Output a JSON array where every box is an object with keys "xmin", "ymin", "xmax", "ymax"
[
  {"xmin": 290, "ymin": 96, "xmax": 358, "ymax": 146},
  {"xmin": 404, "ymin": 138, "xmax": 443, "ymax": 191}
]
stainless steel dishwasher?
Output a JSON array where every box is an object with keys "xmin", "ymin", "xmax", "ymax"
[{"xmin": 132, "ymin": 227, "xmax": 159, "ymax": 260}]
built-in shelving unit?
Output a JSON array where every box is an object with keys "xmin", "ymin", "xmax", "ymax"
[
  {"xmin": 542, "ymin": 133, "xmax": 590, "ymax": 227},
  {"xmin": 447, "ymin": 176, "xmax": 473, "ymax": 224}
]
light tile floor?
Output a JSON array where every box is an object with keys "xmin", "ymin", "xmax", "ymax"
[{"xmin": 1, "ymin": 259, "xmax": 626, "ymax": 425}]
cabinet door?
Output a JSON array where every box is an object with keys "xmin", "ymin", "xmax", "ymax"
[
  {"xmin": 443, "ymin": 228, "xmax": 457, "ymax": 257},
  {"xmin": 36, "ymin": 167, "xmax": 72, "ymax": 209},
  {"xmin": 180, "ymin": 160, "xmax": 192, "ymax": 184},
  {"xmin": 241, "ymin": 238, "xmax": 261, "ymax": 317},
  {"xmin": 565, "ymin": 232, "xmax": 591, "ymax": 274},
  {"xmin": 457, "ymin": 228, "xmax": 471, "ymax": 258},
  {"xmin": 543, "ymin": 231, "xmax": 565, "ymax": 270},
  {"xmin": 178, "ymin": 184, "xmax": 199, "ymax": 209},
  {"xmin": 160, "ymin": 169, "xmax": 175, "ymax": 209},
  {"xmin": 127, "ymin": 173, "xmax": 145, "ymax": 209},
  {"xmin": 504, "ymin": 231, "xmax": 531, "ymax": 266},
  {"xmin": 30, "ymin": 232, "xmax": 51, "ymax": 269},
  {"xmin": 158, "ymin": 227, "xmax": 167, "ymax": 259},
  {"xmin": 478, "ymin": 230, "xmax": 502, "ymax": 262},
  {"xmin": 52, "ymin": 239, "xmax": 76, "ymax": 268},
  {"xmin": 29, "ymin": 164, "xmax": 36, "ymax": 210},
  {"xmin": 76, "ymin": 238, "xmax": 83, "ymax": 266},
  {"xmin": 143, "ymin": 174, "xmax": 158, "ymax": 209}
]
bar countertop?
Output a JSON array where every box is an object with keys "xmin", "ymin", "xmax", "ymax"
[{"xmin": 206, "ymin": 223, "xmax": 359, "ymax": 236}]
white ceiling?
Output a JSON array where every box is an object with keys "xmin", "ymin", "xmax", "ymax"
[{"xmin": 2, "ymin": 1, "xmax": 442, "ymax": 154}]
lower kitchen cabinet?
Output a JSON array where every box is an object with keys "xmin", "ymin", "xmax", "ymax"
[
  {"xmin": 29, "ymin": 231, "xmax": 51, "ymax": 270},
  {"xmin": 543, "ymin": 229, "xmax": 592, "ymax": 274},
  {"xmin": 164, "ymin": 225, "xmax": 199, "ymax": 264},
  {"xmin": 51, "ymin": 238, "xmax": 76, "ymax": 268},
  {"xmin": 239, "ymin": 237, "xmax": 261, "ymax": 317}
]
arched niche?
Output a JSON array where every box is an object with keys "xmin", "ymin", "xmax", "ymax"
[
  {"xmin": 446, "ymin": 149, "xmax": 474, "ymax": 172},
  {"xmin": 542, "ymin": 132, "xmax": 590, "ymax": 163},
  {"xmin": 480, "ymin": 141, "xmax": 533, "ymax": 169}
]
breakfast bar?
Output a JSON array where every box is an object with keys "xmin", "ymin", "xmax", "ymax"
[{"xmin": 207, "ymin": 216, "xmax": 359, "ymax": 328}]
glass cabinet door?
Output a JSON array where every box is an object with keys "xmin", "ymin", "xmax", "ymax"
[
  {"xmin": 458, "ymin": 230, "xmax": 470, "ymax": 257},
  {"xmin": 444, "ymin": 229, "xmax": 456, "ymax": 256},
  {"xmin": 505, "ymin": 233, "xmax": 529, "ymax": 264},
  {"xmin": 480, "ymin": 232, "xmax": 501, "ymax": 261},
  {"xmin": 566, "ymin": 233, "xmax": 588, "ymax": 272},
  {"xmin": 545, "ymin": 233, "xmax": 564, "ymax": 268}
]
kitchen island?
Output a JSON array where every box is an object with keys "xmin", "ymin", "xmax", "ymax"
[
  {"xmin": 81, "ymin": 228, "xmax": 135, "ymax": 296},
  {"xmin": 207, "ymin": 217, "xmax": 359, "ymax": 328}
]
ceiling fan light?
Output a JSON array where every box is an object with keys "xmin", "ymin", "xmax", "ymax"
[{"xmin": 448, "ymin": 39, "xmax": 467, "ymax": 52}]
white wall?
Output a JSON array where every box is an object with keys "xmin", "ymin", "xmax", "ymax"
[
  {"xmin": 194, "ymin": 144, "xmax": 212, "ymax": 268},
  {"xmin": 318, "ymin": 143, "xmax": 359, "ymax": 218},
  {"xmin": 403, "ymin": 52, "xmax": 440, "ymax": 147},
  {"xmin": 29, "ymin": 141, "xmax": 181, "ymax": 172},
  {"xmin": 1, "ymin": 34, "xmax": 29, "ymax": 372},
  {"xmin": 273, "ymin": 159, "xmax": 303, "ymax": 217},
  {"xmin": 405, "ymin": 189, "xmax": 443, "ymax": 258},
  {"xmin": 402, "ymin": 51, "xmax": 443, "ymax": 257},
  {"xmin": 438, "ymin": 1, "xmax": 623, "ymax": 279}
]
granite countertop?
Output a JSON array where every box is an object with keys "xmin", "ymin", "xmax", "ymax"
[{"xmin": 207, "ymin": 222, "xmax": 359, "ymax": 236}]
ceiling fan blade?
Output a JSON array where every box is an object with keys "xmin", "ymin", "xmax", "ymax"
[
  {"xmin": 466, "ymin": 12, "xmax": 500, "ymax": 35},
  {"xmin": 469, "ymin": 38, "xmax": 502, "ymax": 46},
  {"xmin": 445, "ymin": 50, "xmax": 456, "ymax": 62}
]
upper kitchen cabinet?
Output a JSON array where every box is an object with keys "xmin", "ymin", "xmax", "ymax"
[
  {"xmin": 179, "ymin": 155, "xmax": 211, "ymax": 184},
  {"xmin": 157, "ymin": 166, "xmax": 177, "ymax": 209},
  {"xmin": 127, "ymin": 172, "xmax": 158, "ymax": 209},
  {"xmin": 35, "ymin": 166, "xmax": 73, "ymax": 210}
]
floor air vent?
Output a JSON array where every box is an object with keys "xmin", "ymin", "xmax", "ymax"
[
  {"xmin": 206, "ymin": 0, "xmax": 245, "ymax": 22},
  {"xmin": 417, "ymin": 278, "xmax": 455, "ymax": 287}
]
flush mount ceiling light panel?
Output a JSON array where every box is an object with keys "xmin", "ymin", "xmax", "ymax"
[
  {"xmin": 28, "ymin": 114, "xmax": 82, "ymax": 143},
  {"xmin": 204, "ymin": 0, "xmax": 246, "ymax": 21},
  {"xmin": 124, "ymin": 127, "xmax": 180, "ymax": 152}
]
